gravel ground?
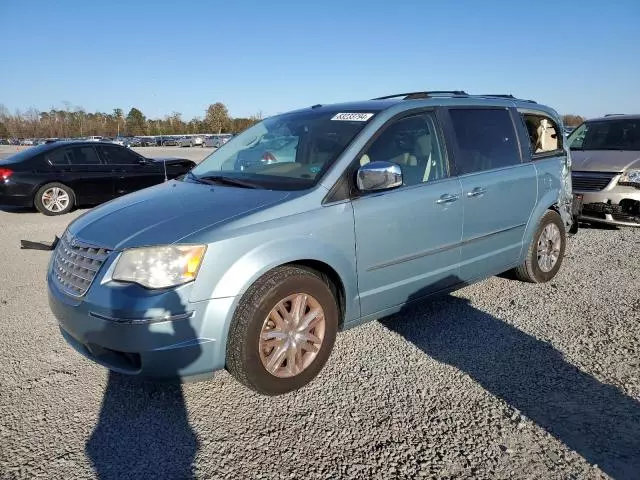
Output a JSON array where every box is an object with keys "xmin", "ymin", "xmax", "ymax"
[{"xmin": 0, "ymin": 181, "xmax": 639, "ymax": 478}]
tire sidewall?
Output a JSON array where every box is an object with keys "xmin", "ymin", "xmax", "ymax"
[
  {"xmin": 34, "ymin": 183, "xmax": 75, "ymax": 216},
  {"xmin": 530, "ymin": 211, "xmax": 566, "ymax": 282},
  {"xmin": 235, "ymin": 271, "xmax": 339, "ymax": 395}
]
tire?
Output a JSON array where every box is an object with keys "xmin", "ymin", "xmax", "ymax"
[
  {"xmin": 226, "ymin": 265, "xmax": 339, "ymax": 396},
  {"xmin": 34, "ymin": 183, "xmax": 75, "ymax": 216},
  {"xmin": 512, "ymin": 210, "xmax": 566, "ymax": 283}
]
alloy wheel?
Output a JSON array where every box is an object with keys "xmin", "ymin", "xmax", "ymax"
[{"xmin": 259, "ymin": 293, "xmax": 326, "ymax": 378}]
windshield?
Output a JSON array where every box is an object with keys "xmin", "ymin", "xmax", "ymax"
[
  {"xmin": 189, "ymin": 109, "xmax": 376, "ymax": 190},
  {"xmin": 568, "ymin": 118, "xmax": 640, "ymax": 151}
]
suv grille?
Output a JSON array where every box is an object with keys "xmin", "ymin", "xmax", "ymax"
[
  {"xmin": 571, "ymin": 171, "xmax": 618, "ymax": 192},
  {"xmin": 52, "ymin": 232, "xmax": 110, "ymax": 297}
]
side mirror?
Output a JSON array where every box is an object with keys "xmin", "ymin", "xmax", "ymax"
[
  {"xmin": 137, "ymin": 158, "xmax": 148, "ymax": 165},
  {"xmin": 356, "ymin": 161, "xmax": 402, "ymax": 192}
]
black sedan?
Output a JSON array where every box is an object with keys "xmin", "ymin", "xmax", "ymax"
[{"xmin": 0, "ymin": 141, "xmax": 196, "ymax": 215}]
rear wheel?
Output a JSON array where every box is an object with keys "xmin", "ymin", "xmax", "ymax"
[
  {"xmin": 34, "ymin": 183, "xmax": 75, "ymax": 216},
  {"xmin": 512, "ymin": 210, "xmax": 566, "ymax": 283},
  {"xmin": 226, "ymin": 266, "xmax": 339, "ymax": 395}
]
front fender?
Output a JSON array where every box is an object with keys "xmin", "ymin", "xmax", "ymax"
[
  {"xmin": 209, "ymin": 237, "xmax": 360, "ymax": 323},
  {"xmin": 188, "ymin": 201, "xmax": 360, "ymax": 322}
]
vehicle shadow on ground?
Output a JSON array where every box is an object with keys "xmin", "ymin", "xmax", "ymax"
[
  {"xmin": 380, "ymin": 289, "xmax": 640, "ymax": 480},
  {"xmin": 85, "ymin": 290, "xmax": 201, "ymax": 480}
]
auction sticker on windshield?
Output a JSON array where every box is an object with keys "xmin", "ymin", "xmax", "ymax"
[{"xmin": 331, "ymin": 112, "xmax": 374, "ymax": 121}]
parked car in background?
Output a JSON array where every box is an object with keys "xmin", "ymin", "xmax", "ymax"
[
  {"xmin": 0, "ymin": 141, "xmax": 195, "ymax": 215},
  {"xmin": 568, "ymin": 114, "xmax": 640, "ymax": 227},
  {"xmin": 47, "ymin": 91, "xmax": 575, "ymax": 395},
  {"xmin": 137, "ymin": 136, "xmax": 157, "ymax": 146},
  {"xmin": 177, "ymin": 135, "xmax": 203, "ymax": 147},
  {"xmin": 160, "ymin": 136, "xmax": 179, "ymax": 146},
  {"xmin": 203, "ymin": 134, "xmax": 232, "ymax": 148}
]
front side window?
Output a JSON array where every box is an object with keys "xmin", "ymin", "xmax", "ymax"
[
  {"xmin": 190, "ymin": 109, "xmax": 377, "ymax": 190},
  {"xmin": 98, "ymin": 145, "xmax": 141, "ymax": 164},
  {"xmin": 358, "ymin": 112, "xmax": 448, "ymax": 186},
  {"xmin": 449, "ymin": 108, "xmax": 521, "ymax": 175},
  {"xmin": 568, "ymin": 118, "xmax": 640, "ymax": 151}
]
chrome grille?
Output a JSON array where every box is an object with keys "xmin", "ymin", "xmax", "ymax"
[
  {"xmin": 571, "ymin": 171, "xmax": 618, "ymax": 192},
  {"xmin": 52, "ymin": 231, "xmax": 110, "ymax": 297}
]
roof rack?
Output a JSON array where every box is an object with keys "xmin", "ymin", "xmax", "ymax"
[
  {"xmin": 604, "ymin": 113, "xmax": 624, "ymax": 117},
  {"xmin": 372, "ymin": 91, "xmax": 537, "ymax": 103},
  {"xmin": 372, "ymin": 91, "xmax": 469, "ymax": 100},
  {"xmin": 477, "ymin": 94, "xmax": 537, "ymax": 103}
]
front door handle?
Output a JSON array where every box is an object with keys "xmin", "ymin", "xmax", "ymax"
[
  {"xmin": 467, "ymin": 187, "xmax": 487, "ymax": 198},
  {"xmin": 436, "ymin": 193, "xmax": 459, "ymax": 204}
]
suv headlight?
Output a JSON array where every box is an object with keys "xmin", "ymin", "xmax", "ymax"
[
  {"xmin": 112, "ymin": 245, "xmax": 207, "ymax": 289},
  {"xmin": 619, "ymin": 169, "xmax": 640, "ymax": 188}
]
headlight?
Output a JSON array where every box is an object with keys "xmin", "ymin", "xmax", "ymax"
[
  {"xmin": 619, "ymin": 169, "xmax": 640, "ymax": 188},
  {"xmin": 112, "ymin": 245, "xmax": 207, "ymax": 289}
]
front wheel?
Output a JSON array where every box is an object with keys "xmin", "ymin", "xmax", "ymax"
[
  {"xmin": 226, "ymin": 266, "xmax": 339, "ymax": 395},
  {"xmin": 34, "ymin": 183, "xmax": 75, "ymax": 216},
  {"xmin": 512, "ymin": 210, "xmax": 566, "ymax": 283}
]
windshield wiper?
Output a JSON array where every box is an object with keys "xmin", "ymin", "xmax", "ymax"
[{"xmin": 197, "ymin": 174, "xmax": 261, "ymax": 189}]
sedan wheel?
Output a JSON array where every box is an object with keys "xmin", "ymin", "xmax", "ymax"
[
  {"xmin": 42, "ymin": 187, "xmax": 69, "ymax": 213},
  {"xmin": 34, "ymin": 183, "xmax": 75, "ymax": 216}
]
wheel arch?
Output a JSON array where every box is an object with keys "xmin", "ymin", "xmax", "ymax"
[
  {"xmin": 34, "ymin": 180, "xmax": 78, "ymax": 206},
  {"xmin": 520, "ymin": 191, "xmax": 564, "ymax": 263},
  {"xmin": 283, "ymin": 259, "xmax": 347, "ymax": 329},
  {"xmin": 191, "ymin": 237, "xmax": 360, "ymax": 329}
]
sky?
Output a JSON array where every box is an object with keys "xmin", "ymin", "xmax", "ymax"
[{"xmin": 1, "ymin": 0, "xmax": 639, "ymax": 120}]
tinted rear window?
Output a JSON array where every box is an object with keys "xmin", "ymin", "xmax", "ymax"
[
  {"xmin": 449, "ymin": 108, "xmax": 521, "ymax": 174},
  {"xmin": 0, "ymin": 144, "xmax": 51, "ymax": 165}
]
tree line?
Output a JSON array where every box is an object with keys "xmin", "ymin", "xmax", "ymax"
[
  {"xmin": 561, "ymin": 115, "xmax": 585, "ymax": 127},
  {"xmin": 0, "ymin": 102, "xmax": 263, "ymax": 139},
  {"xmin": 0, "ymin": 102, "xmax": 587, "ymax": 140}
]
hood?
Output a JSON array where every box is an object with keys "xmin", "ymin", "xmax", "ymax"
[
  {"xmin": 571, "ymin": 150, "xmax": 640, "ymax": 172},
  {"xmin": 68, "ymin": 180, "xmax": 291, "ymax": 250}
]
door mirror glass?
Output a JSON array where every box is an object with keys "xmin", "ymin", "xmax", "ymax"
[{"xmin": 356, "ymin": 161, "xmax": 402, "ymax": 192}]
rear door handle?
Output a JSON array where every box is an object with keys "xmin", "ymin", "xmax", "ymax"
[
  {"xmin": 436, "ymin": 193, "xmax": 459, "ymax": 204},
  {"xmin": 467, "ymin": 187, "xmax": 487, "ymax": 198}
]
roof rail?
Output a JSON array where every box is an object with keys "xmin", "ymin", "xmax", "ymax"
[
  {"xmin": 371, "ymin": 91, "xmax": 538, "ymax": 103},
  {"xmin": 372, "ymin": 91, "xmax": 469, "ymax": 100},
  {"xmin": 477, "ymin": 94, "xmax": 537, "ymax": 104},
  {"xmin": 479, "ymin": 94, "xmax": 515, "ymax": 99},
  {"xmin": 604, "ymin": 113, "xmax": 624, "ymax": 117}
]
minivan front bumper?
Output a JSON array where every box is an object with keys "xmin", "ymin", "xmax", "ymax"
[
  {"xmin": 48, "ymin": 273, "xmax": 235, "ymax": 382},
  {"xmin": 577, "ymin": 188, "xmax": 640, "ymax": 227}
]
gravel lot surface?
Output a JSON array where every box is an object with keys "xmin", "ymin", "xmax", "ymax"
[{"xmin": 0, "ymin": 151, "xmax": 639, "ymax": 478}]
